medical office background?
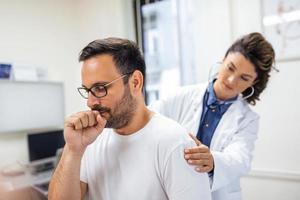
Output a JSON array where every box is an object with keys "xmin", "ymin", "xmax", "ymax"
[{"xmin": 0, "ymin": 0, "xmax": 299, "ymax": 199}]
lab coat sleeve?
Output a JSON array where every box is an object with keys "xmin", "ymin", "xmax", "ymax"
[
  {"xmin": 149, "ymin": 85, "xmax": 196, "ymax": 121},
  {"xmin": 148, "ymin": 98, "xmax": 169, "ymax": 116},
  {"xmin": 162, "ymin": 141, "xmax": 212, "ymax": 200},
  {"xmin": 148, "ymin": 94, "xmax": 177, "ymax": 118},
  {"xmin": 210, "ymin": 115, "xmax": 259, "ymax": 191}
]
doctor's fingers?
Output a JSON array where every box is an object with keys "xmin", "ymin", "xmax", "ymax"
[
  {"xmin": 188, "ymin": 133, "xmax": 202, "ymax": 146},
  {"xmin": 187, "ymin": 159, "xmax": 210, "ymax": 166},
  {"xmin": 196, "ymin": 165, "xmax": 213, "ymax": 173},
  {"xmin": 184, "ymin": 152, "xmax": 210, "ymax": 160},
  {"xmin": 185, "ymin": 145, "xmax": 209, "ymax": 154}
]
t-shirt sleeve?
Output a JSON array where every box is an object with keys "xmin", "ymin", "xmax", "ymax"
[
  {"xmin": 80, "ymin": 150, "xmax": 88, "ymax": 183},
  {"xmin": 162, "ymin": 140, "xmax": 212, "ymax": 200}
]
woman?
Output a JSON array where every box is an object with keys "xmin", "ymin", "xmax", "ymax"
[{"xmin": 150, "ymin": 32, "xmax": 276, "ymax": 200}]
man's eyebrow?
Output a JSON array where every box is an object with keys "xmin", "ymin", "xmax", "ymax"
[{"xmin": 81, "ymin": 82, "xmax": 108, "ymax": 88}]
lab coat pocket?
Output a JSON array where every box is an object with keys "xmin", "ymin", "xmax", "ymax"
[
  {"xmin": 227, "ymin": 191, "xmax": 242, "ymax": 200},
  {"xmin": 218, "ymin": 131, "xmax": 235, "ymax": 151},
  {"xmin": 227, "ymin": 179, "xmax": 241, "ymax": 193}
]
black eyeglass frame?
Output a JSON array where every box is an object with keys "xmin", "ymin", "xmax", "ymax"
[{"xmin": 77, "ymin": 72, "xmax": 133, "ymax": 99}]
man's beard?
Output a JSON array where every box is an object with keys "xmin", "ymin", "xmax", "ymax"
[{"xmin": 92, "ymin": 86, "xmax": 137, "ymax": 129}]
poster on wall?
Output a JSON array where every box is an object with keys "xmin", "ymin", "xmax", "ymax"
[
  {"xmin": 0, "ymin": 63, "xmax": 12, "ymax": 79},
  {"xmin": 262, "ymin": 0, "xmax": 300, "ymax": 61}
]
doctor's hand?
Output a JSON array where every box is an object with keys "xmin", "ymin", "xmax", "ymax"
[
  {"xmin": 184, "ymin": 133, "xmax": 214, "ymax": 173},
  {"xmin": 64, "ymin": 110, "xmax": 106, "ymax": 153}
]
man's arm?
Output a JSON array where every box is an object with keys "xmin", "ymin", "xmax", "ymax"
[
  {"xmin": 162, "ymin": 141, "xmax": 212, "ymax": 200},
  {"xmin": 80, "ymin": 182, "xmax": 88, "ymax": 200},
  {"xmin": 48, "ymin": 145, "xmax": 86, "ymax": 200},
  {"xmin": 48, "ymin": 110, "xmax": 106, "ymax": 200}
]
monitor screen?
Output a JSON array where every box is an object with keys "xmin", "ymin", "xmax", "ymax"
[{"xmin": 27, "ymin": 130, "xmax": 65, "ymax": 162}]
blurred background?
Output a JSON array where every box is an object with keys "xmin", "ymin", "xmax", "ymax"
[{"xmin": 0, "ymin": 0, "xmax": 299, "ymax": 199}]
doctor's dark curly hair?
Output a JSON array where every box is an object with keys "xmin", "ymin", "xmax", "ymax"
[{"xmin": 224, "ymin": 32, "xmax": 276, "ymax": 105}]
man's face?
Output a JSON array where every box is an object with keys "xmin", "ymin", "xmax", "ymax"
[{"xmin": 81, "ymin": 54, "xmax": 137, "ymax": 129}]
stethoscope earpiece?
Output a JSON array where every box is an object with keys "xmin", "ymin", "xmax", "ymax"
[{"xmin": 242, "ymin": 86, "xmax": 255, "ymax": 100}]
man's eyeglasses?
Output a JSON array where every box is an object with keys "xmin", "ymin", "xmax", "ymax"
[{"xmin": 77, "ymin": 72, "xmax": 132, "ymax": 99}]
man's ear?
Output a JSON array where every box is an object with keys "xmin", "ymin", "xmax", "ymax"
[
  {"xmin": 133, "ymin": 79, "xmax": 138, "ymax": 87},
  {"xmin": 129, "ymin": 70, "xmax": 144, "ymax": 94}
]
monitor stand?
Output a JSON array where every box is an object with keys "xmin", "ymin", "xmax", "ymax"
[
  {"xmin": 28, "ymin": 157, "xmax": 55, "ymax": 175},
  {"xmin": 31, "ymin": 162, "xmax": 54, "ymax": 174}
]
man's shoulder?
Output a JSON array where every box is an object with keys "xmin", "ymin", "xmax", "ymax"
[
  {"xmin": 84, "ymin": 128, "xmax": 111, "ymax": 150},
  {"xmin": 151, "ymin": 113, "xmax": 187, "ymax": 134},
  {"xmin": 150, "ymin": 113, "xmax": 195, "ymax": 147}
]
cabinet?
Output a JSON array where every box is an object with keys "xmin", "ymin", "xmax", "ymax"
[{"xmin": 0, "ymin": 81, "xmax": 64, "ymax": 134}]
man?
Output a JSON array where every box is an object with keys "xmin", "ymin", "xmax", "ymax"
[{"xmin": 48, "ymin": 38, "xmax": 211, "ymax": 200}]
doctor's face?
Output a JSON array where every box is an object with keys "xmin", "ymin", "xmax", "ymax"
[
  {"xmin": 214, "ymin": 52, "xmax": 257, "ymax": 100},
  {"xmin": 81, "ymin": 54, "xmax": 137, "ymax": 129}
]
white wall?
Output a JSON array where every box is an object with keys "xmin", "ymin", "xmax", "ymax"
[
  {"xmin": 76, "ymin": 0, "xmax": 135, "ymax": 44},
  {"xmin": 241, "ymin": 173, "xmax": 300, "ymax": 200},
  {"xmin": 180, "ymin": 0, "xmax": 300, "ymax": 199},
  {"xmin": 0, "ymin": 0, "xmax": 134, "ymax": 168},
  {"xmin": 0, "ymin": 0, "xmax": 78, "ymax": 168},
  {"xmin": 189, "ymin": 0, "xmax": 232, "ymax": 83},
  {"xmin": 230, "ymin": 0, "xmax": 300, "ymax": 199}
]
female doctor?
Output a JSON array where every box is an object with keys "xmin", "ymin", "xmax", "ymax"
[{"xmin": 150, "ymin": 32, "xmax": 276, "ymax": 200}]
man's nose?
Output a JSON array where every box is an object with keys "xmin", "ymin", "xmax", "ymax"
[{"xmin": 87, "ymin": 92, "xmax": 102, "ymax": 108}]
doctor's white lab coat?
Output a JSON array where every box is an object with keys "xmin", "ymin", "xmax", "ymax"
[{"xmin": 150, "ymin": 83, "xmax": 259, "ymax": 200}]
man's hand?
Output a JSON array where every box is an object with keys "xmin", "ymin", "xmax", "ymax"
[
  {"xmin": 184, "ymin": 133, "xmax": 214, "ymax": 173},
  {"xmin": 64, "ymin": 110, "xmax": 107, "ymax": 153},
  {"xmin": 49, "ymin": 110, "xmax": 105, "ymax": 200}
]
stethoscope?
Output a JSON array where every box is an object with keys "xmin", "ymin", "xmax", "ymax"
[{"xmin": 207, "ymin": 62, "xmax": 254, "ymax": 100}]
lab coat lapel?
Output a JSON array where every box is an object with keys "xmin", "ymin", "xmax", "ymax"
[{"xmin": 210, "ymin": 97, "xmax": 244, "ymax": 150}]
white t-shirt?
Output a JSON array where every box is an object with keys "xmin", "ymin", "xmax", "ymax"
[{"xmin": 80, "ymin": 113, "xmax": 211, "ymax": 200}]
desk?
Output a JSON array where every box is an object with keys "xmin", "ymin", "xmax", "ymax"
[
  {"xmin": 0, "ymin": 187, "xmax": 47, "ymax": 200},
  {"xmin": 0, "ymin": 170, "xmax": 52, "ymax": 200}
]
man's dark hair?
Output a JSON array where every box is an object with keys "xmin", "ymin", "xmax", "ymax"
[
  {"xmin": 224, "ymin": 32, "xmax": 275, "ymax": 105},
  {"xmin": 79, "ymin": 37, "xmax": 146, "ymax": 87}
]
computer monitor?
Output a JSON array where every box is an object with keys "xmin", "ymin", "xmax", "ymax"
[{"xmin": 27, "ymin": 129, "xmax": 65, "ymax": 163}]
